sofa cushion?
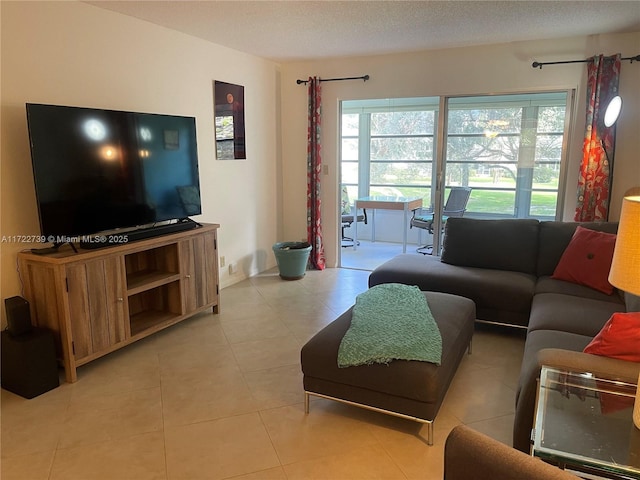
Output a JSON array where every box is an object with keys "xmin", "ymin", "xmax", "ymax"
[
  {"xmin": 537, "ymin": 221, "xmax": 618, "ymax": 277},
  {"xmin": 528, "ymin": 293, "xmax": 625, "ymax": 337},
  {"xmin": 584, "ymin": 312, "xmax": 640, "ymax": 362},
  {"xmin": 369, "ymin": 254, "xmax": 535, "ymax": 327},
  {"xmin": 441, "ymin": 218, "xmax": 540, "ymax": 274},
  {"xmin": 551, "ymin": 226, "xmax": 617, "ymax": 294},
  {"xmin": 535, "ymin": 276, "xmax": 624, "ymax": 304}
]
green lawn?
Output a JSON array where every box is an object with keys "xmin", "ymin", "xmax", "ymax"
[{"xmin": 395, "ymin": 185, "xmax": 558, "ymax": 217}]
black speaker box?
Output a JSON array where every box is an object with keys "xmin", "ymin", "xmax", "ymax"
[
  {"xmin": 5, "ymin": 296, "xmax": 33, "ymax": 337},
  {"xmin": 1, "ymin": 328, "xmax": 59, "ymax": 398}
]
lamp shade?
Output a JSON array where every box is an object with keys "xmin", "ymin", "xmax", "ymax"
[
  {"xmin": 609, "ymin": 195, "xmax": 640, "ymax": 296},
  {"xmin": 604, "ymin": 95, "xmax": 622, "ymax": 128}
]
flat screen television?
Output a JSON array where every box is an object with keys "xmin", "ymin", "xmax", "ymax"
[{"xmin": 26, "ymin": 103, "xmax": 202, "ymax": 244}]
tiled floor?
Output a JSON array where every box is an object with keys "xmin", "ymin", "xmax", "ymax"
[
  {"xmin": 1, "ymin": 267, "xmax": 526, "ymax": 480},
  {"xmin": 341, "ymin": 241, "xmax": 410, "ymax": 271}
]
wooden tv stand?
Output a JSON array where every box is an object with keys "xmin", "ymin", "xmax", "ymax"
[{"xmin": 17, "ymin": 223, "xmax": 220, "ymax": 382}]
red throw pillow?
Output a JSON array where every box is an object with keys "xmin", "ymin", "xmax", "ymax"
[
  {"xmin": 551, "ymin": 226, "xmax": 617, "ymax": 294},
  {"xmin": 584, "ymin": 312, "xmax": 640, "ymax": 362}
]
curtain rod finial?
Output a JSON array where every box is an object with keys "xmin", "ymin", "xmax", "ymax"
[
  {"xmin": 363, "ymin": 75, "xmax": 370, "ymax": 81},
  {"xmin": 532, "ymin": 61, "xmax": 542, "ymax": 69}
]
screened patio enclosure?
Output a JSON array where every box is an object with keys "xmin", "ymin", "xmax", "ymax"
[{"xmin": 340, "ymin": 91, "xmax": 573, "ymax": 266}]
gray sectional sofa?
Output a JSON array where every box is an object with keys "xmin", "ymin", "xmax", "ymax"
[{"xmin": 369, "ymin": 217, "xmax": 640, "ymax": 452}]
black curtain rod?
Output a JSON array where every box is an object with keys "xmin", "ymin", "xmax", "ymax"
[
  {"xmin": 532, "ymin": 54, "xmax": 640, "ymax": 69},
  {"xmin": 296, "ymin": 74, "xmax": 370, "ymax": 85}
]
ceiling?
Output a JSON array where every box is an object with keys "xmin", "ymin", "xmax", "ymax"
[{"xmin": 87, "ymin": 1, "xmax": 640, "ymax": 62}]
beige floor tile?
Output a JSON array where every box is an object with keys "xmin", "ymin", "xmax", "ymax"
[
  {"xmin": 165, "ymin": 413, "xmax": 279, "ymax": 480},
  {"xmin": 222, "ymin": 466, "xmax": 287, "ymax": 480},
  {"xmin": 157, "ymin": 342, "xmax": 238, "ymax": 374},
  {"xmin": 279, "ymin": 311, "xmax": 337, "ymax": 343},
  {"xmin": 0, "ymin": 385, "xmax": 70, "ymax": 432},
  {"xmin": 444, "ymin": 370, "xmax": 517, "ymax": 424},
  {"xmin": 68, "ymin": 351, "xmax": 161, "ymax": 399},
  {"xmin": 73, "ymin": 336, "xmax": 161, "ymax": 379},
  {"xmin": 0, "ymin": 450, "xmax": 54, "ymax": 480},
  {"xmin": 59, "ymin": 386, "xmax": 163, "ymax": 449},
  {"xmin": 250, "ymin": 274, "xmax": 309, "ymax": 298},
  {"xmin": 160, "ymin": 365, "xmax": 258, "ymax": 427},
  {"xmin": 1, "ymin": 390, "xmax": 69, "ymax": 458},
  {"xmin": 2, "ymin": 417, "xmax": 65, "ymax": 459},
  {"xmin": 219, "ymin": 283, "xmax": 269, "ymax": 306},
  {"xmin": 283, "ymin": 443, "xmax": 406, "ymax": 479},
  {"xmin": 362, "ymin": 409, "xmax": 461, "ymax": 480},
  {"xmin": 469, "ymin": 326, "xmax": 526, "ymax": 367},
  {"xmin": 68, "ymin": 367, "xmax": 161, "ymax": 400},
  {"xmin": 50, "ymin": 431, "xmax": 167, "ymax": 480},
  {"xmin": 149, "ymin": 312, "xmax": 228, "ymax": 350},
  {"xmin": 310, "ymin": 399, "xmax": 461, "ymax": 480},
  {"xmin": 465, "ymin": 413, "xmax": 515, "ymax": 446},
  {"xmin": 242, "ymin": 364, "xmax": 304, "ymax": 410},
  {"xmin": 221, "ymin": 313, "xmax": 292, "ymax": 344},
  {"xmin": 259, "ymin": 402, "xmax": 381, "ymax": 465},
  {"xmin": 230, "ymin": 335, "xmax": 302, "ymax": 373},
  {"xmin": 264, "ymin": 296, "xmax": 337, "ymax": 318},
  {"xmin": 216, "ymin": 301, "xmax": 275, "ymax": 323}
]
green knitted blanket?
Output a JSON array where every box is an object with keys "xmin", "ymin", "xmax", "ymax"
[{"xmin": 337, "ymin": 283, "xmax": 442, "ymax": 368}]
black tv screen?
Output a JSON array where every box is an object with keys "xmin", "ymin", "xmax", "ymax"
[{"xmin": 26, "ymin": 103, "xmax": 201, "ymax": 239}]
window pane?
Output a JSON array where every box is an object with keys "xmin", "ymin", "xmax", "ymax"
[
  {"xmin": 533, "ymin": 164, "xmax": 560, "ymax": 190},
  {"xmin": 535, "ymin": 134, "xmax": 562, "ymax": 162},
  {"xmin": 341, "ymin": 162, "xmax": 358, "ymax": 185},
  {"xmin": 342, "ymin": 114, "xmax": 359, "ymax": 136},
  {"xmin": 342, "ymin": 185, "xmax": 358, "ymax": 203},
  {"xmin": 370, "ymin": 162, "xmax": 432, "ymax": 185},
  {"xmin": 370, "ymin": 185, "xmax": 431, "ymax": 201},
  {"xmin": 446, "ymin": 162, "xmax": 517, "ymax": 189},
  {"xmin": 530, "ymin": 192, "xmax": 558, "ymax": 216},
  {"xmin": 447, "ymin": 108, "xmax": 522, "ymax": 135},
  {"xmin": 445, "ymin": 92, "xmax": 568, "ymax": 220},
  {"xmin": 371, "ymin": 137, "xmax": 432, "ymax": 161},
  {"xmin": 447, "ymin": 136, "xmax": 521, "ymax": 163},
  {"xmin": 537, "ymin": 107, "xmax": 566, "ymax": 133},
  {"xmin": 465, "ymin": 190, "xmax": 516, "ymax": 215},
  {"xmin": 371, "ymin": 111, "xmax": 434, "ymax": 135},
  {"xmin": 342, "ymin": 138, "xmax": 358, "ymax": 161}
]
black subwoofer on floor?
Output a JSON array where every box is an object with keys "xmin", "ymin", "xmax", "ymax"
[{"xmin": 1, "ymin": 327, "xmax": 60, "ymax": 398}]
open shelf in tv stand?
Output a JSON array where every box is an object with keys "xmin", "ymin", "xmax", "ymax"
[{"xmin": 18, "ymin": 223, "xmax": 220, "ymax": 383}]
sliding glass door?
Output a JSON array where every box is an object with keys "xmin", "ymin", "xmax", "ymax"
[
  {"xmin": 340, "ymin": 90, "xmax": 573, "ymax": 261},
  {"xmin": 341, "ymin": 97, "xmax": 439, "ymax": 207},
  {"xmin": 445, "ymin": 93, "xmax": 569, "ymax": 216}
]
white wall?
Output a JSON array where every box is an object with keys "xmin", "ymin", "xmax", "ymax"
[
  {"xmin": 1, "ymin": 1, "xmax": 281, "ymax": 325},
  {"xmin": 280, "ymin": 33, "xmax": 640, "ymax": 268}
]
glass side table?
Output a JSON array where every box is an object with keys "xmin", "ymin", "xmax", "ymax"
[{"xmin": 532, "ymin": 366, "xmax": 640, "ymax": 479}]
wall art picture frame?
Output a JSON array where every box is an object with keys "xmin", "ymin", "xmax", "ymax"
[{"xmin": 214, "ymin": 80, "xmax": 246, "ymax": 160}]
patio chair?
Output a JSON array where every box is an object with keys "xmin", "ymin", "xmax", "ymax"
[
  {"xmin": 341, "ymin": 186, "xmax": 367, "ymax": 247},
  {"xmin": 411, "ymin": 186, "xmax": 472, "ymax": 255}
]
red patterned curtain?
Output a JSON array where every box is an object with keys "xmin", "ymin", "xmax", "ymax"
[
  {"xmin": 307, "ymin": 77, "xmax": 325, "ymax": 270},
  {"xmin": 575, "ymin": 54, "xmax": 621, "ymax": 221}
]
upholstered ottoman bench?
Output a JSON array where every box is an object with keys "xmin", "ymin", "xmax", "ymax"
[{"xmin": 301, "ymin": 291, "xmax": 475, "ymax": 445}]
